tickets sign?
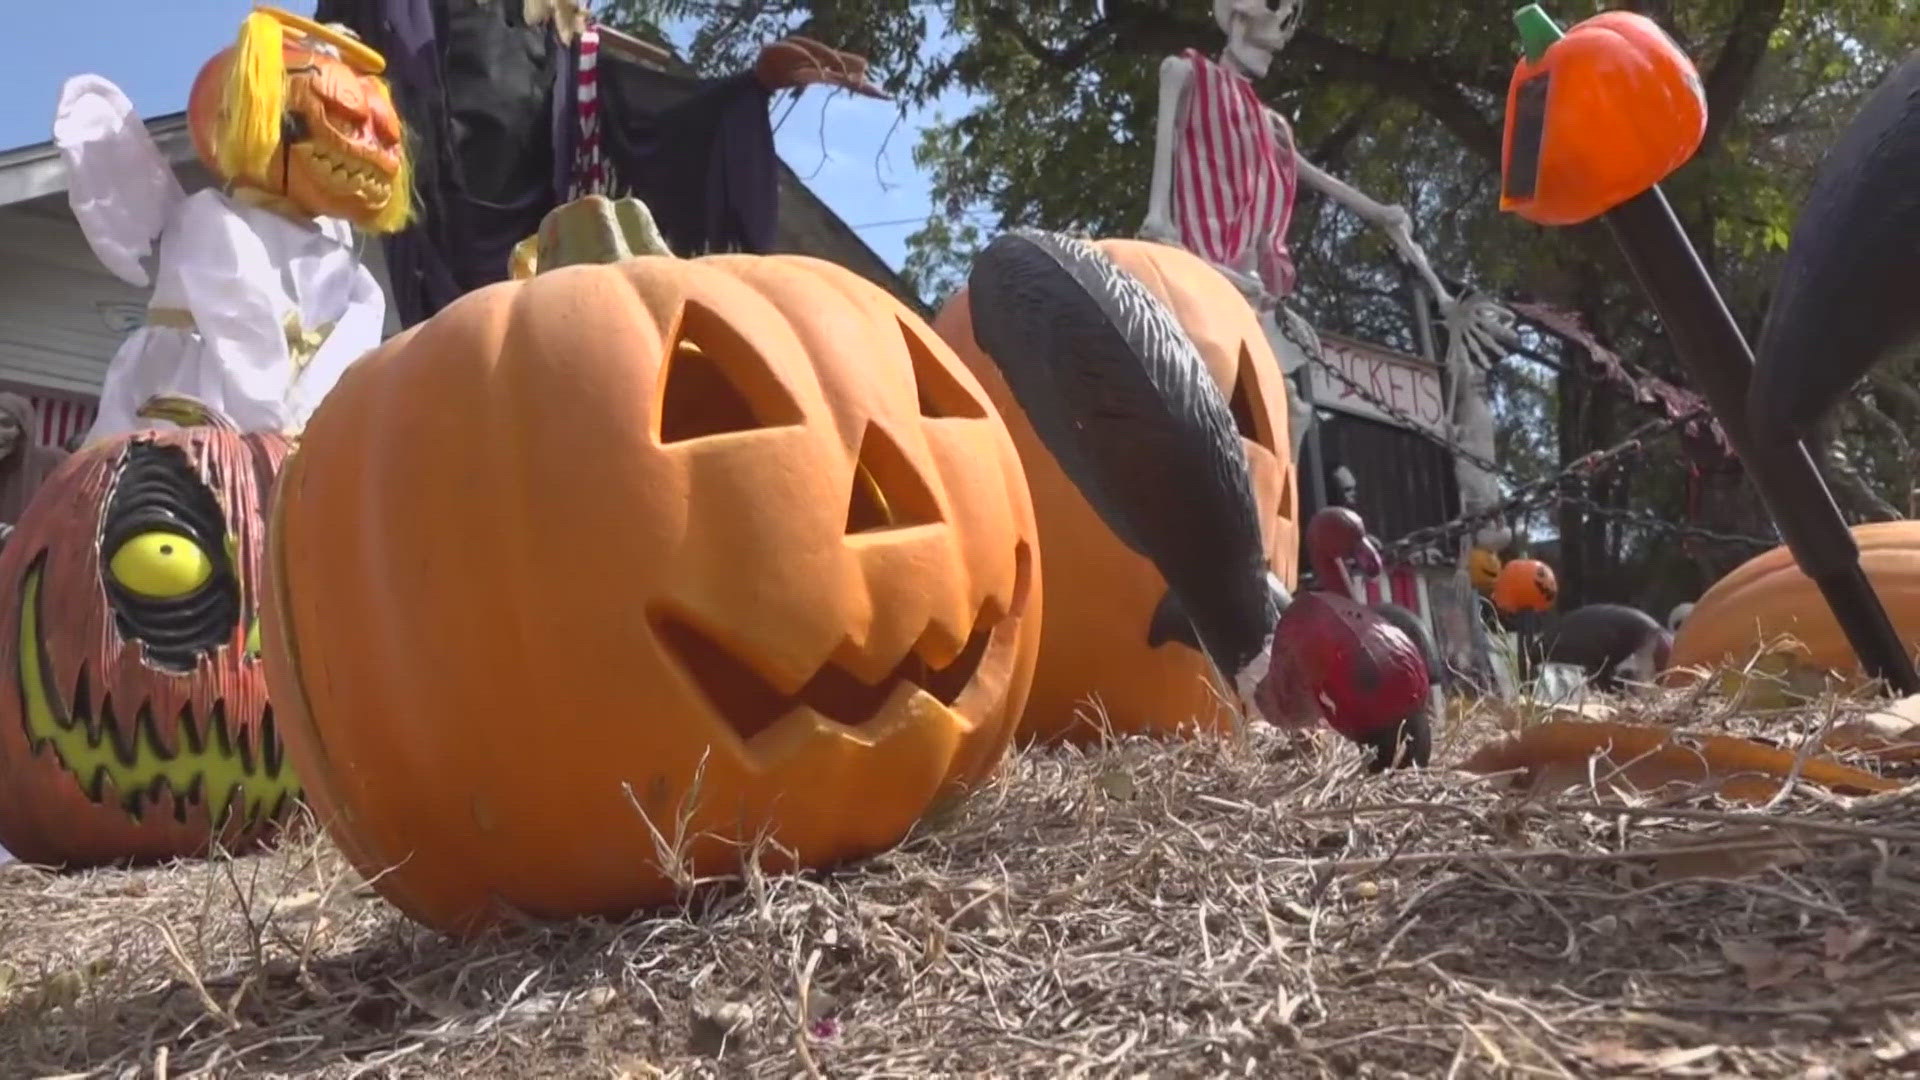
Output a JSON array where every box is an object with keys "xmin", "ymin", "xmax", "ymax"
[{"xmin": 1309, "ymin": 332, "xmax": 1449, "ymax": 439}]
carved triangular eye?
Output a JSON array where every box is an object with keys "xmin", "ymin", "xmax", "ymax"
[
  {"xmin": 657, "ymin": 300, "xmax": 804, "ymax": 444},
  {"xmin": 845, "ymin": 422, "xmax": 943, "ymax": 534},
  {"xmin": 899, "ymin": 317, "xmax": 988, "ymax": 419},
  {"xmin": 1227, "ymin": 342, "xmax": 1275, "ymax": 452},
  {"xmin": 1273, "ymin": 466, "xmax": 1295, "ymax": 545}
]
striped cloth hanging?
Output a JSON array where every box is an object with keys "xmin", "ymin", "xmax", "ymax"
[
  {"xmin": 1354, "ymin": 563, "xmax": 1426, "ymax": 617},
  {"xmin": 568, "ymin": 21, "xmax": 608, "ymax": 199},
  {"xmin": 28, "ymin": 395, "xmax": 98, "ymax": 449},
  {"xmin": 1170, "ymin": 49, "xmax": 1299, "ymax": 300}
]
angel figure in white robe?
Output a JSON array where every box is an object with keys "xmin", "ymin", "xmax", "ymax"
[{"xmin": 55, "ymin": 7, "xmax": 412, "ymax": 445}]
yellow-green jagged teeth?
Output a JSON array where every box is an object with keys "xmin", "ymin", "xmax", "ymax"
[{"xmin": 18, "ymin": 566, "xmax": 298, "ymax": 827}]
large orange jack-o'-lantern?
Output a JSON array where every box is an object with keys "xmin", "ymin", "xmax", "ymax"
[
  {"xmin": 262, "ymin": 196, "xmax": 1042, "ymax": 935},
  {"xmin": 187, "ymin": 7, "xmax": 412, "ymax": 233},
  {"xmin": 0, "ymin": 397, "xmax": 299, "ymax": 868},
  {"xmin": 934, "ymin": 238, "xmax": 1298, "ymax": 744}
]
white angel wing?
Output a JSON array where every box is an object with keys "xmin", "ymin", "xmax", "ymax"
[{"xmin": 53, "ymin": 74, "xmax": 186, "ymax": 288}]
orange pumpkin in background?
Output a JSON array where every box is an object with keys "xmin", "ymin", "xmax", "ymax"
[
  {"xmin": 263, "ymin": 196, "xmax": 1041, "ymax": 936},
  {"xmin": 1493, "ymin": 557, "xmax": 1558, "ymax": 615},
  {"xmin": 1671, "ymin": 521, "xmax": 1920, "ymax": 682},
  {"xmin": 934, "ymin": 237, "xmax": 1298, "ymax": 744},
  {"xmin": 1468, "ymin": 547, "xmax": 1503, "ymax": 593},
  {"xmin": 0, "ymin": 397, "xmax": 299, "ymax": 868},
  {"xmin": 1499, "ymin": 9, "xmax": 1706, "ymax": 226},
  {"xmin": 186, "ymin": 7, "xmax": 412, "ymax": 233}
]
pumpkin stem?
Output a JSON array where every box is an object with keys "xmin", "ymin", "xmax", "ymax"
[
  {"xmin": 134, "ymin": 393, "xmax": 240, "ymax": 431},
  {"xmin": 514, "ymin": 194, "xmax": 675, "ymax": 277},
  {"xmin": 1513, "ymin": 5, "xmax": 1565, "ymax": 63}
]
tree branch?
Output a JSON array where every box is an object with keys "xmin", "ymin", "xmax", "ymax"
[
  {"xmin": 1869, "ymin": 367, "xmax": 1920, "ymax": 425},
  {"xmin": 1283, "ymin": 30, "xmax": 1505, "ymax": 163},
  {"xmin": 976, "ymin": 2, "xmax": 1508, "ymax": 166},
  {"xmin": 978, "ymin": 6, "xmax": 1115, "ymax": 72},
  {"xmin": 1819, "ymin": 413, "xmax": 1903, "ymax": 522},
  {"xmin": 1699, "ymin": 0, "xmax": 1789, "ymax": 154},
  {"xmin": 1307, "ymin": 92, "xmax": 1385, "ymax": 174}
]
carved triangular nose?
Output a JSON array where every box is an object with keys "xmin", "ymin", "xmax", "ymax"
[{"xmin": 845, "ymin": 422, "xmax": 941, "ymax": 534}]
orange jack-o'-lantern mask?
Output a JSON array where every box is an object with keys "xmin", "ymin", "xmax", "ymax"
[
  {"xmin": 1500, "ymin": 10, "xmax": 1705, "ymax": 226},
  {"xmin": 1494, "ymin": 557, "xmax": 1559, "ymax": 615},
  {"xmin": 261, "ymin": 196, "xmax": 1042, "ymax": 934},
  {"xmin": 935, "ymin": 237, "xmax": 1298, "ymax": 744},
  {"xmin": 0, "ymin": 397, "xmax": 299, "ymax": 868},
  {"xmin": 187, "ymin": 9, "xmax": 411, "ymax": 233},
  {"xmin": 1468, "ymin": 547, "xmax": 1503, "ymax": 593}
]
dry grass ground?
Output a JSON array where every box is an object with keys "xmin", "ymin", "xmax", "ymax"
[{"xmin": 4, "ymin": 682, "xmax": 1920, "ymax": 1078}]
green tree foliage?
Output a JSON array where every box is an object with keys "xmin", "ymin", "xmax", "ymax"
[{"xmin": 605, "ymin": 0, "xmax": 1920, "ymax": 609}]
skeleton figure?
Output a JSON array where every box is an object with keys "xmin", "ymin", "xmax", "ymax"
[{"xmin": 1140, "ymin": 0, "xmax": 1514, "ymax": 551}]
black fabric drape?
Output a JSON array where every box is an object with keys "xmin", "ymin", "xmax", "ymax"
[
  {"xmin": 313, "ymin": 1, "xmax": 785, "ymax": 325},
  {"xmin": 314, "ymin": 0, "xmax": 561, "ymax": 327},
  {"xmin": 597, "ymin": 64, "xmax": 779, "ymax": 257}
]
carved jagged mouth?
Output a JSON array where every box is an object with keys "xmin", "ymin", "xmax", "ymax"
[
  {"xmin": 654, "ymin": 546, "xmax": 1032, "ymax": 742},
  {"xmin": 18, "ymin": 564, "xmax": 297, "ymax": 827},
  {"xmin": 293, "ymin": 143, "xmax": 395, "ymax": 207}
]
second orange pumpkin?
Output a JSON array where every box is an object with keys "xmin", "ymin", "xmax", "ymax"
[
  {"xmin": 1671, "ymin": 521, "xmax": 1920, "ymax": 682},
  {"xmin": 934, "ymin": 238, "xmax": 1298, "ymax": 743}
]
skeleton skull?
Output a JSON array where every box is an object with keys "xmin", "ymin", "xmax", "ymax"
[{"xmin": 1214, "ymin": 0, "xmax": 1304, "ymax": 78}]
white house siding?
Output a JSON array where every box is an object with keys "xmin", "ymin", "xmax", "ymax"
[
  {"xmin": 0, "ymin": 187, "xmax": 401, "ymax": 447},
  {"xmin": 0, "ymin": 201, "xmax": 143, "ymax": 401}
]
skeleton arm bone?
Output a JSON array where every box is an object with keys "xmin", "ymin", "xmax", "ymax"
[
  {"xmin": 1290, "ymin": 151, "xmax": 1452, "ymax": 307},
  {"xmin": 1284, "ymin": 116, "xmax": 1519, "ymax": 362},
  {"xmin": 1140, "ymin": 56, "xmax": 1193, "ymax": 245}
]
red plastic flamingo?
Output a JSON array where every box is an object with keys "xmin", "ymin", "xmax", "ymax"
[{"xmin": 1262, "ymin": 507, "xmax": 1432, "ymax": 770}]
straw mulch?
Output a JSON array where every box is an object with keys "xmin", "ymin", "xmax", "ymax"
[{"xmin": 3, "ymin": 684, "xmax": 1920, "ymax": 1078}]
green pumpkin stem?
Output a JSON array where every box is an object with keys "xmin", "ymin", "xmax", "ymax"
[
  {"xmin": 134, "ymin": 394, "xmax": 240, "ymax": 431},
  {"xmin": 517, "ymin": 195, "xmax": 675, "ymax": 277}
]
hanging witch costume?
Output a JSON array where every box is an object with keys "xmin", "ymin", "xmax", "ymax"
[
  {"xmin": 54, "ymin": 6, "xmax": 412, "ymax": 443},
  {"xmin": 312, "ymin": 0, "xmax": 886, "ymax": 328}
]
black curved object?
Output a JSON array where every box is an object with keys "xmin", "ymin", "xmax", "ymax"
[
  {"xmin": 1366, "ymin": 602, "xmax": 1438, "ymax": 770},
  {"xmin": 1362, "ymin": 706, "xmax": 1431, "ymax": 773},
  {"xmin": 1542, "ymin": 603, "xmax": 1666, "ymax": 691},
  {"xmin": 966, "ymin": 230, "xmax": 1279, "ymax": 681},
  {"xmin": 100, "ymin": 440, "xmax": 241, "ymax": 674},
  {"xmin": 1374, "ymin": 602, "xmax": 1444, "ymax": 692},
  {"xmin": 1600, "ymin": 161, "xmax": 1919, "ymax": 696},
  {"xmin": 1751, "ymin": 52, "xmax": 1920, "ymax": 441}
]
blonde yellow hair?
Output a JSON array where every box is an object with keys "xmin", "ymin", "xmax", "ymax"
[
  {"xmin": 214, "ymin": 10, "xmax": 287, "ymax": 184},
  {"xmin": 365, "ymin": 78, "xmax": 416, "ymax": 235},
  {"xmin": 212, "ymin": 8, "xmax": 416, "ymax": 232}
]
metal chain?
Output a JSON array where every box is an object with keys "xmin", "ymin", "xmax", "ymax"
[
  {"xmin": 1558, "ymin": 494, "xmax": 1779, "ymax": 550},
  {"xmin": 1293, "ymin": 315, "xmax": 1772, "ymax": 559},
  {"xmin": 1376, "ymin": 411, "xmax": 1700, "ymax": 561}
]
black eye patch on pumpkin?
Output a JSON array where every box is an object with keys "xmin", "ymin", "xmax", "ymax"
[
  {"xmin": 99, "ymin": 441, "xmax": 241, "ymax": 672},
  {"xmin": 1505, "ymin": 71, "xmax": 1551, "ymax": 203}
]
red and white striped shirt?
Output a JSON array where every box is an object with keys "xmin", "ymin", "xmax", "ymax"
[
  {"xmin": 30, "ymin": 395, "xmax": 97, "ymax": 450},
  {"xmin": 1172, "ymin": 50, "xmax": 1299, "ymax": 299},
  {"xmin": 1355, "ymin": 563, "xmax": 1424, "ymax": 617},
  {"xmin": 569, "ymin": 22, "xmax": 607, "ymax": 200}
]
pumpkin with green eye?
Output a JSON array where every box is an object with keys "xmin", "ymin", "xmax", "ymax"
[{"xmin": 0, "ymin": 395, "xmax": 299, "ymax": 868}]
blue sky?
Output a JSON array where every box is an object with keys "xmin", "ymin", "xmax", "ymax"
[{"xmin": 0, "ymin": 0, "xmax": 965, "ymax": 271}]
